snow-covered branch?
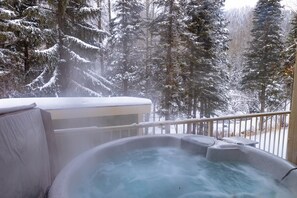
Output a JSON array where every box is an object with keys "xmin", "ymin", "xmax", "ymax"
[
  {"xmin": 71, "ymin": 80, "xmax": 102, "ymax": 97},
  {"xmin": 69, "ymin": 51, "xmax": 90, "ymax": 63},
  {"xmin": 65, "ymin": 35, "xmax": 100, "ymax": 50},
  {"xmin": 35, "ymin": 44, "xmax": 59, "ymax": 59}
]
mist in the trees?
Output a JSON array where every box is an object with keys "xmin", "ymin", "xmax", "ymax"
[{"xmin": 0, "ymin": 0, "xmax": 295, "ymax": 119}]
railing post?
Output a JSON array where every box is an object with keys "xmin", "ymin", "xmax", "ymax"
[
  {"xmin": 187, "ymin": 123, "xmax": 191, "ymax": 134},
  {"xmin": 287, "ymin": 45, "xmax": 297, "ymax": 164},
  {"xmin": 165, "ymin": 125, "xmax": 170, "ymax": 134},
  {"xmin": 208, "ymin": 121, "xmax": 213, "ymax": 137}
]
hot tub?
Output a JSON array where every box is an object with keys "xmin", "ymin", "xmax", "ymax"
[{"xmin": 48, "ymin": 135, "xmax": 297, "ymax": 197}]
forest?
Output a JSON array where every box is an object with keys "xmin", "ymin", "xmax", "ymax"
[{"xmin": 0, "ymin": 0, "xmax": 296, "ymax": 120}]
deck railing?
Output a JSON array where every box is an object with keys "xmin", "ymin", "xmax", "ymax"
[{"xmin": 98, "ymin": 111, "xmax": 291, "ymax": 159}]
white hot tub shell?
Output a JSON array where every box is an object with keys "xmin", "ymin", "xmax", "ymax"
[{"xmin": 49, "ymin": 135, "xmax": 297, "ymax": 198}]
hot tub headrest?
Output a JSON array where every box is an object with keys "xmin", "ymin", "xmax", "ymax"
[
  {"xmin": 0, "ymin": 103, "xmax": 36, "ymax": 115},
  {"xmin": 0, "ymin": 107, "xmax": 54, "ymax": 198}
]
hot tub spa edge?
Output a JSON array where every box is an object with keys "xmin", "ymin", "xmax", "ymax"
[{"xmin": 48, "ymin": 135, "xmax": 297, "ymax": 198}]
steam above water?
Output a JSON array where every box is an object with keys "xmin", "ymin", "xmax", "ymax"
[{"xmin": 72, "ymin": 148, "xmax": 295, "ymax": 198}]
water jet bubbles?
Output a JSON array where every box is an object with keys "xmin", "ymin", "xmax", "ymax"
[{"xmin": 72, "ymin": 147, "xmax": 296, "ymax": 198}]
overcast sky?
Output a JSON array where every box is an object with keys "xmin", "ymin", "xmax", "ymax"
[{"xmin": 224, "ymin": 0, "xmax": 297, "ymax": 10}]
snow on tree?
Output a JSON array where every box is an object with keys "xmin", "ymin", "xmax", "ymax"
[
  {"xmin": 241, "ymin": 0, "xmax": 285, "ymax": 113},
  {"xmin": 143, "ymin": 0, "xmax": 155, "ymax": 99},
  {"xmin": 149, "ymin": 0, "xmax": 184, "ymax": 121},
  {"xmin": 207, "ymin": 0, "xmax": 229, "ymax": 116},
  {"xmin": 0, "ymin": 0, "xmax": 58, "ymax": 97},
  {"xmin": 282, "ymin": 13, "xmax": 296, "ymax": 91},
  {"xmin": 226, "ymin": 6, "xmax": 292, "ymax": 114},
  {"xmin": 226, "ymin": 7, "xmax": 253, "ymax": 87},
  {"xmin": 180, "ymin": 0, "xmax": 229, "ymax": 119},
  {"xmin": 95, "ymin": 0, "xmax": 105, "ymax": 74},
  {"xmin": 48, "ymin": 0, "xmax": 112, "ymax": 96},
  {"xmin": 107, "ymin": 0, "xmax": 144, "ymax": 96}
]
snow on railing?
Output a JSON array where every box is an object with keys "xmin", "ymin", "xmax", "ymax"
[{"xmin": 97, "ymin": 111, "xmax": 290, "ymax": 159}]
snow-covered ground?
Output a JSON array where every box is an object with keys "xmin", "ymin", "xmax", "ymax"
[{"xmin": 253, "ymin": 128, "xmax": 288, "ymax": 158}]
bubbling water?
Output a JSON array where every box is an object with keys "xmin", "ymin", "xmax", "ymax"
[{"xmin": 73, "ymin": 147, "xmax": 295, "ymax": 198}]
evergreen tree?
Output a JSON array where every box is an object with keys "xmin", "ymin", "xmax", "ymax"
[
  {"xmin": 107, "ymin": 0, "xmax": 144, "ymax": 96},
  {"xmin": 0, "ymin": 0, "xmax": 57, "ymax": 97},
  {"xmin": 283, "ymin": 13, "xmax": 296, "ymax": 89},
  {"xmin": 209, "ymin": 0, "xmax": 229, "ymax": 116},
  {"xmin": 150, "ymin": 0, "xmax": 183, "ymax": 120},
  {"xmin": 181, "ymin": 0, "xmax": 229, "ymax": 119},
  {"xmin": 49, "ymin": 0, "xmax": 112, "ymax": 96},
  {"xmin": 143, "ymin": 0, "xmax": 154, "ymax": 100},
  {"xmin": 241, "ymin": 0, "xmax": 284, "ymax": 113}
]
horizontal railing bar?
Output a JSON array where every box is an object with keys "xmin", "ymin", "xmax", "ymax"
[
  {"xmin": 98, "ymin": 123, "xmax": 140, "ymax": 131},
  {"xmin": 138, "ymin": 111, "xmax": 290, "ymax": 127},
  {"xmin": 97, "ymin": 111, "xmax": 290, "ymax": 131}
]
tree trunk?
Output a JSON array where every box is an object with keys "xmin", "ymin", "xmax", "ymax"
[
  {"xmin": 57, "ymin": 0, "xmax": 69, "ymax": 96},
  {"xmin": 164, "ymin": 0, "xmax": 174, "ymax": 123},
  {"xmin": 24, "ymin": 42, "xmax": 29, "ymax": 73},
  {"xmin": 188, "ymin": 62, "xmax": 194, "ymax": 118},
  {"xmin": 260, "ymin": 85, "xmax": 266, "ymax": 113},
  {"xmin": 259, "ymin": 85, "xmax": 266, "ymax": 130},
  {"xmin": 187, "ymin": 90, "xmax": 193, "ymax": 133},
  {"xmin": 187, "ymin": 64, "xmax": 194, "ymax": 133},
  {"xmin": 97, "ymin": 0, "xmax": 104, "ymax": 74},
  {"xmin": 122, "ymin": 2, "xmax": 128, "ymax": 96},
  {"xmin": 205, "ymin": 101, "xmax": 210, "ymax": 118},
  {"xmin": 199, "ymin": 100, "xmax": 205, "ymax": 135},
  {"xmin": 192, "ymin": 95, "xmax": 198, "ymax": 134},
  {"xmin": 200, "ymin": 100, "xmax": 204, "ymax": 119},
  {"xmin": 145, "ymin": 0, "xmax": 151, "ymax": 97}
]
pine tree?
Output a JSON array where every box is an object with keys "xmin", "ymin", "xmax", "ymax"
[
  {"xmin": 96, "ymin": 0, "xmax": 105, "ymax": 74},
  {"xmin": 180, "ymin": 0, "xmax": 229, "ymax": 119},
  {"xmin": 208, "ymin": 0, "xmax": 229, "ymax": 116},
  {"xmin": 150, "ymin": 0, "xmax": 183, "ymax": 120},
  {"xmin": 283, "ymin": 13, "xmax": 296, "ymax": 89},
  {"xmin": 107, "ymin": 0, "xmax": 144, "ymax": 96},
  {"xmin": 241, "ymin": 0, "xmax": 284, "ymax": 113},
  {"xmin": 144, "ymin": 0, "xmax": 153, "ymax": 99},
  {"xmin": 0, "ymin": 0, "xmax": 58, "ymax": 97},
  {"xmin": 49, "ymin": 0, "xmax": 112, "ymax": 96}
]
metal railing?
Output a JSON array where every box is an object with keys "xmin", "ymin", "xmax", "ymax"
[{"xmin": 98, "ymin": 111, "xmax": 291, "ymax": 159}]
